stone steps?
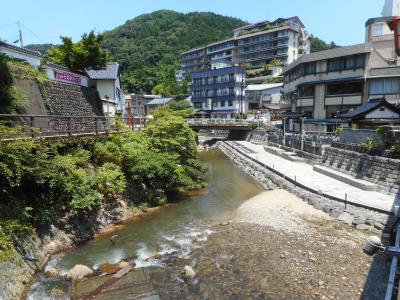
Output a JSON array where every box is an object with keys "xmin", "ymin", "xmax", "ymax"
[
  {"xmin": 313, "ymin": 165, "xmax": 377, "ymax": 191},
  {"xmin": 263, "ymin": 146, "xmax": 304, "ymax": 163}
]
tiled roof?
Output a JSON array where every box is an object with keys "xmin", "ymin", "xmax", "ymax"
[
  {"xmin": 0, "ymin": 41, "xmax": 42, "ymax": 57},
  {"xmin": 146, "ymin": 98, "xmax": 174, "ymax": 106},
  {"xmin": 43, "ymin": 61, "xmax": 71, "ymax": 72},
  {"xmin": 85, "ymin": 62, "xmax": 119, "ymax": 80},
  {"xmin": 283, "ymin": 43, "xmax": 373, "ymax": 73},
  {"xmin": 365, "ymin": 17, "xmax": 392, "ymax": 27},
  {"xmin": 339, "ymin": 98, "xmax": 400, "ymax": 119}
]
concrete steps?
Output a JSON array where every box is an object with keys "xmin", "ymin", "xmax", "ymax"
[
  {"xmin": 263, "ymin": 146, "xmax": 304, "ymax": 163},
  {"xmin": 313, "ymin": 165, "xmax": 377, "ymax": 191}
]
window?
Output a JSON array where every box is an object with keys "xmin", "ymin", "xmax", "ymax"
[
  {"xmin": 372, "ymin": 24, "xmax": 384, "ymax": 37},
  {"xmin": 298, "ymin": 85, "xmax": 315, "ymax": 98},
  {"xmin": 370, "ymin": 78, "xmax": 400, "ymax": 94},
  {"xmin": 327, "ymin": 59, "xmax": 340, "ymax": 72},
  {"xmin": 220, "ymin": 101, "xmax": 225, "ymax": 107},
  {"xmin": 326, "ymin": 82, "xmax": 363, "ymax": 96},
  {"xmin": 193, "ymin": 102, "xmax": 202, "ymax": 108},
  {"xmin": 228, "ymin": 100, "xmax": 233, "ymax": 106},
  {"xmin": 304, "ymin": 63, "xmax": 316, "ymax": 75},
  {"xmin": 328, "ymin": 55, "xmax": 364, "ymax": 72}
]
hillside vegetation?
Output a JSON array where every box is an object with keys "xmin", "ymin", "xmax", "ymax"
[{"xmin": 101, "ymin": 10, "xmax": 246, "ymax": 93}]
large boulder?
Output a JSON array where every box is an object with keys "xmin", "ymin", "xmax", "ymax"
[
  {"xmin": 182, "ymin": 265, "xmax": 196, "ymax": 279},
  {"xmin": 67, "ymin": 265, "xmax": 93, "ymax": 281}
]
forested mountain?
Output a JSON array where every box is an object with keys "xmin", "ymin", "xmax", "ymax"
[
  {"xmin": 101, "ymin": 10, "xmax": 247, "ymax": 93},
  {"xmin": 25, "ymin": 10, "xmax": 337, "ymax": 94},
  {"xmin": 25, "ymin": 44, "xmax": 54, "ymax": 54}
]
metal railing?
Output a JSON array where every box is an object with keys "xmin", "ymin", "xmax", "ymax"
[
  {"xmin": 0, "ymin": 114, "xmax": 145, "ymax": 140},
  {"xmin": 187, "ymin": 118, "xmax": 254, "ymax": 127}
]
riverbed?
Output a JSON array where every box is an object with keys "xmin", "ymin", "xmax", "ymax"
[{"xmin": 27, "ymin": 149, "xmax": 389, "ymax": 299}]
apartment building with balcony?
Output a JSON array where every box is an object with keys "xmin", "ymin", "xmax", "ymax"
[
  {"xmin": 180, "ymin": 17, "xmax": 310, "ymax": 74},
  {"xmin": 190, "ymin": 66, "xmax": 245, "ymax": 119}
]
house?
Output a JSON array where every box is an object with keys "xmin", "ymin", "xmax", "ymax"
[
  {"xmin": 0, "ymin": 41, "xmax": 42, "ymax": 68},
  {"xmin": 145, "ymin": 97, "xmax": 174, "ymax": 113},
  {"xmin": 190, "ymin": 66, "xmax": 245, "ymax": 119},
  {"xmin": 42, "ymin": 61, "xmax": 89, "ymax": 87},
  {"xmin": 86, "ymin": 62, "xmax": 123, "ymax": 118},
  {"xmin": 281, "ymin": 0, "xmax": 400, "ymax": 132},
  {"xmin": 339, "ymin": 98, "xmax": 400, "ymax": 129},
  {"xmin": 245, "ymin": 83, "xmax": 283, "ymax": 111}
]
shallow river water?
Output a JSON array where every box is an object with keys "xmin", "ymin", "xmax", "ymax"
[{"xmin": 28, "ymin": 149, "xmax": 264, "ymax": 299}]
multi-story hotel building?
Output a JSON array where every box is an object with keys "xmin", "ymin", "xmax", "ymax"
[
  {"xmin": 190, "ymin": 66, "xmax": 245, "ymax": 119},
  {"xmin": 180, "ymin": 17, "xmax": 310, "ymax": 73},
  {"xmin": 281, "ymin": 0, "xmax": 400, "ymax": 132}
]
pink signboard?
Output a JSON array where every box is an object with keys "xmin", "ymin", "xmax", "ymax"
[{"xmin": 55, "ymin": 71, "xmax": 82, "ymax": 85}]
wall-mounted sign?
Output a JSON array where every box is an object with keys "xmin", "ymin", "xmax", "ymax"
[{"xmin": 55, "ymin": 71, "xmax": 82, "ymax": 85}]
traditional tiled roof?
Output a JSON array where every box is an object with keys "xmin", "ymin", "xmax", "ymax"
[
  {"xmin": 146, "ymin": 98, "xmax": 174, "ymax": 106},
  {"xmin": 365, "ymin": 17, "xmax": 392, "ymax": 27},
  {"xmin": 339, "ymin": 98, "xmax": 400, "ymax": 120},
  {"xmin": 283, "ymin": 43, "xmax": 373, "ymax": 73},
  {"xmin": 42, "ymin": 60, "xmax": 71, "ymax": 72},
  {"xmin": 0, "ymin": 41, "xmax": 42, "ymax": 57},
  {"xmin": 85, "ymin": 62, "xmax": 119, "ymax": 80}
]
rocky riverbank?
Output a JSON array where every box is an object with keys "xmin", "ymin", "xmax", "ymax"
[
  {"xmin": 216, "ymin": 141, "xmax": 393, "ymax": 234},
  {"xmin": 130, "ymin": 191, "xmax": 389, "ymax": 299},
  {"xmin": 1, "ymin": 198, "xmax": 142, "ymax": 300}
]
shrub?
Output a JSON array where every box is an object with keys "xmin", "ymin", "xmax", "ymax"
[
  {"xmin": 360, "ymin": 138, "xmax": 376, "ymax": 154},
  {"xmin": 96, "ymin": 163, "xmax": 126, "ymax": 198}
]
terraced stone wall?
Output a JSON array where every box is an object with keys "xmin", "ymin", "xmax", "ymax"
[{"xmin": 322, "ymin": 147, "xmax": 400, "ymax": 195}]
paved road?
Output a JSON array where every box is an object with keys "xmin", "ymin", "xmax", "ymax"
[{"xmin": 235, "ymin": 141, "xmax": 400, "ymax": 214}]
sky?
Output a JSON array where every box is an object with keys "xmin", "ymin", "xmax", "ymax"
[{"xmin": 0, "ymin": 0, "xmax": 384, "ymax": 47}]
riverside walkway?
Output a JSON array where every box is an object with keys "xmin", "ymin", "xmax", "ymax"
[{"xmin": 232, "ymin": 141, "xmax": 400, "ymax": 215}]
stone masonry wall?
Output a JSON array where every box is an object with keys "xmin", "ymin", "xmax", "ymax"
[
  {"xmin": 322, "ymin": 147, "xmax": 400, "ymax": 195},
  {"xmin": 43, "ymin": 81, "xmax": 104, "ymax": 134},
  {"xmin": 217, "ymin": 141, "xmax": 393, "ymax": 233}
]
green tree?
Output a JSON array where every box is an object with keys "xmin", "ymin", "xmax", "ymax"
[
  {"xmin": 47, "ymin": 31, "xmax": 109, "ymax": 73},
  {"xmin": 310, "ymin": 35, "xmax": 339, "ymax": 53}
]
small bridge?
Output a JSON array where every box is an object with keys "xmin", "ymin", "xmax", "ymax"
[{"xmin": 187, "ymin": 118, "xmax": 253, "ymax": 130}]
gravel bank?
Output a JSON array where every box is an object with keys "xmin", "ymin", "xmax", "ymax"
[{"xmin": 235, "ymin": 190, "xmax": 330, "ymax": 233}]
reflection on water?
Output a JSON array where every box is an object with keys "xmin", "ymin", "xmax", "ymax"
[{"xmin": 28, "ymin": 149, "xmax": 263, "ymax": 299}]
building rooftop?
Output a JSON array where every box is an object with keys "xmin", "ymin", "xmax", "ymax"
[
  {"xmin": 146, "ymin": 98, "xmax": 174, "ymax": 106},
  {"xmin": 0, "ymin": 41, "xmax": 42, "ymax": 58},
  {"xmin": 283, "ymin": 43, "xmax": 373, "ymax": 73},
  {"xmin": 365, "ymin": 16, "xmax": 392, "ymax": 27},
  {"xmin": 339, "ymin": 98, "xmax": 400, "ymax": 119},
  {"xmin": 86, "ymin": 62, "xmax": 119, "ymax": 80},
  {"xmin": 233, "ymin": 16, "xmax": 304, "ymax": 32},
  {"xmin": 245, "ymin": 83, "xmax": 283, "ymax": 91}
]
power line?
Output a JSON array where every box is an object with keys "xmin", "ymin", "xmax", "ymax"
[
  {"xmin": 0, "ymin": 22, "xmax": 17, "ymax": 29},
  {"xmin": 20, "ymin": 22, "xmax": 47, "ymax": 44}
]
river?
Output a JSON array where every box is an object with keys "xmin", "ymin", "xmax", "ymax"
[{"xmin": 27, "ymin": 149, "xmax": 264, "ymax": 299}]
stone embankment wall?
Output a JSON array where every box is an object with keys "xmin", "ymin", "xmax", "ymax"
[
  {"xmin": 217, "ymin": 141, "xmax": 393, "ymax": 233},
  {"xmin": 0, "ymin": 235, "xmax": 47, "ymax": 300},
  {"xmin": 322, "ymin": 147, "xmax": 400, "ymax": 195},
  {"xmin": 44, "ymin": 81, "xmax": 102, "ymax": 116},
  {"xmin": 42, "ymin": 81, "xmax": 104, "ymax": 133}
]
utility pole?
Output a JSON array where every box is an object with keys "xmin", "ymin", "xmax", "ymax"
[{"xmin": 17, "ymin": 22, "xmax": 23, "ymax": 47}]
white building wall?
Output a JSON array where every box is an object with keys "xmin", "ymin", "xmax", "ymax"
[
  {"xmin": 0, "ymin": 47, "xmax": 41, "ymax": 68},
  {"xmin": 382, "ymin": 0, "xmax": 400, "ymax": 16}
]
